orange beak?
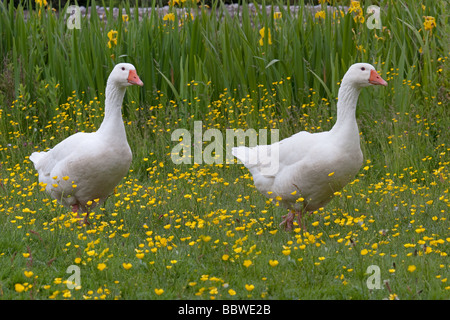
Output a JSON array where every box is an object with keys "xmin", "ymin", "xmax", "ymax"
[
  {"xmin": 369, "ymin": 69, "xmax": 388, "ymax": 86},
  {"xmin": 127, "ymin": 69, "xmax": 144, "ymax": 86}
]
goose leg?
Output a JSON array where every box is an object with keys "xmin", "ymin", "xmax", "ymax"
[
  {"xmin": 297, "ymin": 209, "xmax": 312, "ymax": 232},
  {"xmin": 72, "ymin": 204, "xmax": 79, "ymax": 218},
  {"xmin": 83, "ymin": 210, "xmax": 90, "ymax": 225},
  {"xmin": 280, "ymin": 210, "xmax": 295, "ymax": 231},
  {"xmin": 73, "ymin": 204, "xmax": 90, "ymax": 225},
  {"xmin": 297, "ymin": 208, "xmax": 304, "ymax": 232},
  {"xmin": 72, "ymin": 204, "xmax": 82, "ymax": 225}
]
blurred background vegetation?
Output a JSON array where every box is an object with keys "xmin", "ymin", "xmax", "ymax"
[{"xmin": 7, "ymin": 0, "xmax": 360, "ymax": 8}]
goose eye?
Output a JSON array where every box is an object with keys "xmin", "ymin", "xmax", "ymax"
[
  {"xmin": 361, "ymin": 67, "xmax": 366, "ymax": 71},
  {"xmin": 121, "ymin": 67, "xmax": 125, "ymax": 71}
]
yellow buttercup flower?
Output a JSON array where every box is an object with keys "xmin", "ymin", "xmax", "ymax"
[
  {"xmin": 97, "ymin": 263, "xmax": 107, "ymax": 271},
  {"xmin": 389, "ymin": 293, "xmax": 399, "ymax": 300},
  {"xmin": 245, "ymin": 284, "xmax": 255, "ymax": 291},
  {"xmin": 228, "ymin": 288, "xmax": 236, "ymax": 296},
  {"xmin": 136, "ymin": 253, "xmax": 145, "ymax": 259},
  {"xmin": 269, "ymin": 259, "xmax": 279, "ymax": 267},
  {"xmin": 407, "ymin": 265, "xmax": 416, "ymax": 272},
  {"xmin": 122, "ymin": 262, "xmax": 132, "ymax": 270},
  {"xmin": 15, "ymin": 283, "xmax": 25, "ymax": 293}
]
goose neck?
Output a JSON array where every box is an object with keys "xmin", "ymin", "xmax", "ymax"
[
  {"xmin": 331, "ymin": 82, "xmax": 361, "ymax": 134},
  {"xmin": 98, "ymin": 83, "xmax": 126, "ymax": 136}
]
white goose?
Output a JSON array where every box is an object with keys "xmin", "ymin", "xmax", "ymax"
[
  {"xmin": 232, "ymin": 63, "xmax": 387, "ymax": 230},
  {"xmin": 30, "ymin": 63, "xmax": 144, "ymax": 224}
]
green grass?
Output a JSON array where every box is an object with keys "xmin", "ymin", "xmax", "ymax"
[{"xmin": 0, "ymin": 0, "xmax": 449, "ymax": 300}]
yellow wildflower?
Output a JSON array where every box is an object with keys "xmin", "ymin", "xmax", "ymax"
[
  {"xmin": 269, "ymin": 259, "xmax": 279, "ymax": 267},
  {"xmin": 122, "ymin": 262, "xmax": 132, "ymax": 270},
  {"xmin": 423, "ymin": 16, "xmax": 436, "ymax": 32},
  {"xmin": 228, "ymin": 288, "xmax": 236, "ymax": 296},
  {"xmin": 407, "ymin": 265, "xmax": 416, "ymax": 272},
  {"xmin": 35, "ymin": 0, "xmax": 48, "ymax": 6},
  {"xmin": 315, "ymin": 10, "xmax": 326, "ymax": 20},
  {"xmin": 15, "ymin": 283, "xmax": 25, "ymax": 293},
  {"xmin": 348, "ymin": 1, "xmax": 362, "ymax": 14},
  {"xmin": 97, "ymin": 263, "xmax": 107, "ymax": 271},
  {"xmin": 348, "ymin": 1, "xmax": 364, "ymax": 23},
  {"xmin": 245, "ymin": 284, "xmax": 255, "ymax": 291},
  {"xmin": 107, "ymin": 30, "xmax": 118, "ymax": 48},
  {"xmin": 163, "ymin": 13, "xmax": 176, "ymax": 22},
  {"xmin": 389, "ymin": 293, "xmax": 399, "ymax": 300},
  {"xmin": 259, "ymin": 27, "xmax": 272, "ymax": 46},
  {"xmin": 136, "ymin": 253, "xmax": 145, "ymax": 259}
]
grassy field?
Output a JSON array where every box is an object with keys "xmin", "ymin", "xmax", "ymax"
[{"xmin": 0, "ymin": 0, "xmax": 449, "ymax": 300}]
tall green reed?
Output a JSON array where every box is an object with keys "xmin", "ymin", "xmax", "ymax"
[{"xmin": 0, "ymin": 0, "xmax": 445, "ymax": 132}]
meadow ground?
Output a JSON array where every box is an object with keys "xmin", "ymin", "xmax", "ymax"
[{"xmin": 0, "ymin": 0, "xmax": 449, "ymax": 301}]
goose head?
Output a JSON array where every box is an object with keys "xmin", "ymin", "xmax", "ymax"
[
  {"xmin": 108, "ymin": 63, "xmax": 144, "ymax": 88},
  {"xmin": 342, "ymin": 63, "xmax": 387, "ymax": 88}
]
